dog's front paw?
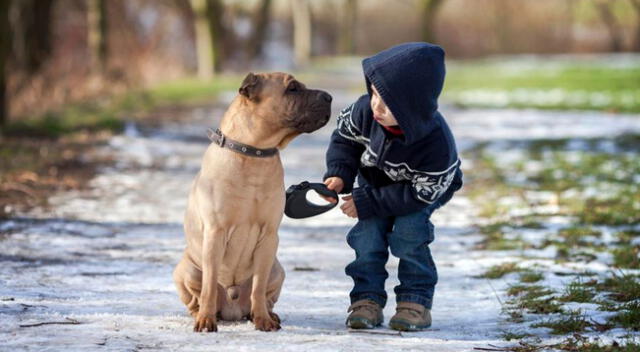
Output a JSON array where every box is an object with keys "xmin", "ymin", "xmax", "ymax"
[
  {"xmin": 193, "ymin": 313, "xmax": 217, "ymax": 332},
  {"xmin": 252, "ymin": 313, "xmax": 281, "ymax": 332}
]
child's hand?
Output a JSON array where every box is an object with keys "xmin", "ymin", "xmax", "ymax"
[
  {"xmin": 340, "ymin": 195, "xmax": 358, "ymax": 218},
  {"xmin": 322, "ymin": 177, "xmax": 344, "ymax": 203}
]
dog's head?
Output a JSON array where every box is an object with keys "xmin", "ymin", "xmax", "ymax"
[{"xmin": 238, "ymin": 72, "xmax": 332, "ymax": 136}]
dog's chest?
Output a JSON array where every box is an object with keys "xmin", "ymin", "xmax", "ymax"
[{"xmin": 217, "ymin": 223, "xmax": 266, "ymax": 285}]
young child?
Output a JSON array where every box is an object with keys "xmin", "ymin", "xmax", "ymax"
[{"xmin": 323, "ymin": 42, "xmax": 463, "ymax": 331}]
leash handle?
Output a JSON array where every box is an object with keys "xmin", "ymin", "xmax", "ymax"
[{"xmin": 284, "ymin": 181, "xmax": 339, "ymax": 219}]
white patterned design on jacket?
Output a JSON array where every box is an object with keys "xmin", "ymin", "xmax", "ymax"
[{"xmin": 338, "ymin": 103, "xmax": 459, "ymax": 204}]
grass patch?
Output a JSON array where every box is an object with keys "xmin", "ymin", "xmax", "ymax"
[
  {"xmin": 507, "ymin": 284, "xmax": 554, "ymax": 301},
  {"xmin": 578, "ymin": 193, "xmax": 640, "ymax": 226},
  {"xmin": 505, "ymin": 283, "xmax": 562, "ymax": 315},
  {"xmin": 532, "ymin": 310, "xmax": 591, "ymax": 334},
  {"xmin": 501, "ymin": 331, "xmax": 534, "ymax": 341},
  {"xmin": 474, "ymin": 221, "xmax": 535, "ymax": 251},
  {"xmin": 617, "ymin": 230, "xmax": 640, "ymax": 245},
  {"xmin": 519, "ymin": 271, "xmax": 544, "ymax": 283},
  {"xmin": 558, "ymin": 279, "xmax": 596, "ymax": 303},
  {"xmin": 612, "ymin": 245, "xmax": 640, "ymax": 269},
  {"xmin": 2, "ymin": 76, "xmax": 241, "ymax": 138},
  {"xmin": 516, "ymin": 296, "xmax": 563, "ymax": 315},
  {"xmin": 611, "ymin": 301, "xmax": 640, "ymax": 330},
  {"xmin": 478, "ymin": 262, "xmax": 522, "ymax": 279},
  {"xmin": 445, "ymin": 59, "xmax": 640, "ymax": 113},
  {"xmin": 597, "ymin": 273, "xmax": 640, "ymax": 303},
  {"xmin": 513, "ymin": 336, "xmax": 640, "ymax": 352},
  {"xmin": 557, "ymin": 226, "xmax": 602, "ymax": 247}
]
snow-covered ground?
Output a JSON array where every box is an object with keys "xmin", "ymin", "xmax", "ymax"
[{"xmin": 2, "ymin": 78, "xmax": 640, "ymax": 351}]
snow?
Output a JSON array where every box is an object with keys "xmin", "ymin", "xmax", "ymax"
[{"xmin": 3, "ymin": 83, "xmax": 640, "ymax": 351}]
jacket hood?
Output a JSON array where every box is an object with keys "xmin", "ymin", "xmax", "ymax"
[{"xmin": 362, "ymin": 42, "xmax": 446, "ymax": 144}]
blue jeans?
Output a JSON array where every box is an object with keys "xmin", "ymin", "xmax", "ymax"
[{"xmin": 345, "ymin": 204, "xmax": 439, "ymax": 309}]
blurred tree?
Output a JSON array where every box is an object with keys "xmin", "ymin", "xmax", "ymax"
[
  {"xmin": 205, "ymin": 0, "xmax": 226, "ymax": 72},
  {"xmin": 247, "ymin": 0, "xmax": 272, "ymax": 60},
  {"xmin": 0, "ymin": 0, "xmax": 9, "ymax": 126},
  {"xmin": 291, "ymin": 0, "xmax": 311, "ymax": 67},
  {"xmin": 337, "ymin": 0, "xmax": 357, "ymax": 55},
  {"xmin": 17, "ymin": 0, "xmax": 55, "ymax": 73},
  {"xmin": 630, "ymin": 0, "xmax": 640, "ymax": 51},
  {"xmin": 189, "ymin": 0, "xmax": 226, "ymax": 78},
  {"xmin": 191, "ymin": 0, "xmax": 214, "ymax": 79},
  {"xmin": 87, "ymin": 0, "xmax": 109, "ymax": 70},
  {"xmin": 594, "ymin": 0, "xmax": 623, "ymax": 52},
  {"xmin": 420, "ymin": 0, "xmax": 445, "ymax": 44}
]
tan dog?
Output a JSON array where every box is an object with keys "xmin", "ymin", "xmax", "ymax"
[{"xmin": 173, "ymin": 72, "xmax": 332, "ymax": 332}]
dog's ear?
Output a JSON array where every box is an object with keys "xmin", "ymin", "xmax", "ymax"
[{"xmin": 239, "ymin": 72, "xmax": 260, "ymax": 101}]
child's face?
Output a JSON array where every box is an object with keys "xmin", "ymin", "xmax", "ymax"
[{"xmin": 370, "ymin": 84, "xmax": 398, "ymax": 126}]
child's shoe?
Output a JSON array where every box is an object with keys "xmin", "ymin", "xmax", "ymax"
[
  {"xmin": 345, "ymin": 299, "xmax": 383, "ymax": 329},
  {"xmin": 389, "ymin": 302, "xmax": 431, "ymax": 331}
]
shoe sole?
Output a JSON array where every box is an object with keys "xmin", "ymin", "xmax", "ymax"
[
  {"xmin": 388, "ymin": 319, "xmax": 430, "ymax": 331},
  {"xmin": 346, "ymin": 317, "xmax": 382, "ymax": 329}
]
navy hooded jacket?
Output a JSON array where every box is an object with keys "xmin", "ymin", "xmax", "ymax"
[{"xmin": 324, "ymin": 42, "xmax": 463, "ymax": 220}]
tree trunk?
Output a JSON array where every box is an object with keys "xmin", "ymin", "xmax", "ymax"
[
  {"xmin": 337, "ymin": 0, "xmax": 357, "ymax": 55},
  {"xmin": 594, "ymin": 0, "xmax": 624, "ymax": 52},
  {"xmin": 205, "ymin": 0, "xmax": 225, "ymax": 72},
  {"xmin": 87, "ymin": 0, "xmax": 109, "ymax": 70},
  {"xmin": 20, "ymin": 0, "xmax": 55, "ymax": 73},
  {"xmin": 247, "ymin": 0, "xmax": 272, "ymax": 61},
  {"xmin": 191, "ymin": 0, "xmax": 214, "ymax": 80},
  {"xmin": 630, "ymin": 0, "xmax": 640, "ymax": 51},
  {"xmin": 420, "ymin": 0, "xmax": 445, "ymax": 44},
  {"xmin": 291, "ymin": 0, "xmax": 311, "ymax": 67},
  {"xmin": 0, "ymin": 0, "xmax": 10, "ymax": 127}
]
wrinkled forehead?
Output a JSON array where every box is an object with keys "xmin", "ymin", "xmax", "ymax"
[{"xmin": 259, "ymin": 72, "xmax": 296, "ymax": 86}]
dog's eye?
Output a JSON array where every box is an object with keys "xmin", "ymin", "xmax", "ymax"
[{"xmin": 287, "ymin": 82, "xmax": 299, "ymax": 92}]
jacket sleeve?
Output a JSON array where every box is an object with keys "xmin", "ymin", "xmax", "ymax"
[
  {"xmin": 323, "ymin": 101, "xmax": 367, "ymax": 194},
  {"xmin": 352, "ymin": 159, "xmax": 462, "ymax": 219}
]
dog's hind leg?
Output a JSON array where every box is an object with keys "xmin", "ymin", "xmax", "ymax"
[{"xmin": 173, "ymin": 254, "xmax": 202, "ymax": 317}]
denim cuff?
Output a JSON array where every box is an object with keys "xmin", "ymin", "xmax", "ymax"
[
  {"xmin": 396, "ymin": 293, "xmax": 433, "ymax": 309},
  {"xmin": 351, "ymin": 293, "xmax": 387, "ymax": 308}
]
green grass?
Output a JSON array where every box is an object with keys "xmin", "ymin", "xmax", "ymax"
[
  {"xmin": 519, "ymin": 271, "xmax": 544, "ymax": 283},
  {"xmin": 558, "ymin": 279, "xmax": 596, "ymax": 303},
  {"xmin": 2, "ymin": 76, "xmax": 241, "ymax": 138},
  {"xmin": 598, "ymin": 273, "xmax": 640, "ymax": 303},
  {"xmin": 445, "ymin": 60, "xmax": 640, "ymax": 113},
  {"xmin": 475, "ymin": 222, "xmax": 531, "ymax": 251},
  {"xmin": 478, "ymin": 262, "xmax": 522, "ymax": 279},
  {"xmin": 611, "ymin": 301, "xmax": 640, "ymax": 330},
  {"xmin": 532, "ymin": 310, "xmax": 591, "ymax": 334},
  {"xmin": 507, "ymin": 285, "xmax": 554, "ymax": 300},
  {"xmin": 505, "ymin": 283, "xmax": 563, "ymax": 315},
  {"xmin": 501, "ymin": 331, "xmax": 534, "ymax": 341},
  {"xmin": 463, "ymin": 136, "xmax": 640, "ymax": 346},
  {"xmin": 516, "ymin": 296, "xmax": 563, "ymax": 315},
  {"xmin": 612, "ymin": 245, "xmax": 640, "ymax": 269}
]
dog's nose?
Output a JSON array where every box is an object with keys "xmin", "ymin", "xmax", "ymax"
[{"xmin": 320, "ymin": 92, "xmax": 332, "ymax": 103}]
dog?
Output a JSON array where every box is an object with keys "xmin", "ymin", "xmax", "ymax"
[{"xmin": 173, "ymin": 72, "xmax": 332, "ymax": 332}]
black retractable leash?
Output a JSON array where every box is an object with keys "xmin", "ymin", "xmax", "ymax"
[{"xmin": 284, "ymin": 181, "xmax": 339, "ymax": 219}]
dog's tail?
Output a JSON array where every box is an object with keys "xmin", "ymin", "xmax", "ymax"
[{"xmin": 226, "ymin": 285, "xmax": 240, "ymax": 301}]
